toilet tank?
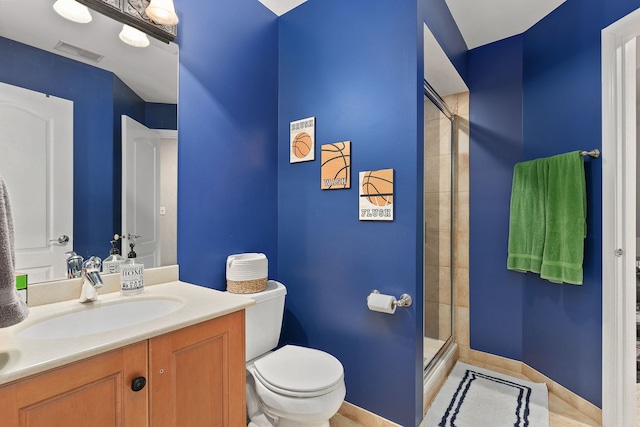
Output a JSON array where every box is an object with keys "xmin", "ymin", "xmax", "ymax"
[{"xmin": 243, "ymin": 280, "xmax": 287, "ymax": 362}]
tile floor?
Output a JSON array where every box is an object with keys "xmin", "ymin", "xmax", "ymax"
[
  {"xmin": 637, "ymin": 384, "xmax": 640, "ymax": 427},
  {"xmin": 329, "ymin": 364, "xmax": 602, "ymax": 427},
  {"xmin": 330, "ymin": 414, "xmax": 364, "ymax": 427}
]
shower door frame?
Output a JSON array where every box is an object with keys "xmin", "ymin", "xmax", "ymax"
[{"xmin": 422, "ymin": 80, "xmax": 456, "ymax": 376}]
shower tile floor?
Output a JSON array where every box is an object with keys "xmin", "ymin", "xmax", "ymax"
[{"xmin": 423, "ymin": 337, "xmax": 446, "ymax": 367}]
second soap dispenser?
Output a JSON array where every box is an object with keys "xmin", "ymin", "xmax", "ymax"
[
  {"xmin": 120, "ymin": 234, "xmax": 144, "ymax": 295},
  {"xmin": 102, "ymin": 234, "xmax": 125, "ymax": 274}
]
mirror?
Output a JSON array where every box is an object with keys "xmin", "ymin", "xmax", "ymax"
[{"xmin": 0, "ymin": 0, "xmax": 178, "ymax": 283}]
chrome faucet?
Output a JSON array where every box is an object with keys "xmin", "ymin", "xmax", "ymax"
[
  {"xmin": 66, "ymin": 251, "xmax": 84, "ymax": 278},
  {"xmin": 79, "ymin": 256, "xmax": 103, "ymax": 303}
]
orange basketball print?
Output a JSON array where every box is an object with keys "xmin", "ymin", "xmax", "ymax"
[
  {"xmin": 361, "ymin": 169, "xmax": 394, "ymax": 206},
  {"xmin": 321, "ymin": 141, "xmax": 351, "ymax": 189},
  {"xmin": 292, "ymin": 132, "xmax": 312, "ymax": 159},
  {"xmin": 290, "ymin": 117, "xmax": 315, "ymax": 163}
]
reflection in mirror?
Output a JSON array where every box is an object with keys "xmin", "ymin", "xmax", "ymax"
[
  {"xmin": 422, "ymin": 22, "xmax": 468, "ymax": 372},
  {"xmin": 0, "ymin": 0, "xmax": 178, "ymax": 283}
]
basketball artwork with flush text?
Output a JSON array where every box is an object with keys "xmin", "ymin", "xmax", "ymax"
[
  {"xmin": 290, "ymin": 117, "xmax": 315, "ymax": 163},
  {"xmin": 321, "ymin": 141, "xmax": 351, "ymax": 189},
  {"xmin": 359, "ymin": 169, "xmax": 394, "ymax": 221}
]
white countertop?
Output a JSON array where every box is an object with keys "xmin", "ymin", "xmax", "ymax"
[{"xmin": 0, "ymin": 280, "xmax": 254, "ymax": 386}]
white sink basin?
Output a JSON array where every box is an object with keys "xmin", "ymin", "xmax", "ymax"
[{"xmin": 18, "ymin": 297, "xmax": 184, "ymax": 339}]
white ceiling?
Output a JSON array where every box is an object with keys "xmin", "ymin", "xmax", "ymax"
[
  {"xmin": 258, "ymin": 0, "xmax": 306, "ymax": 16},
  {"xmin": 445, "ymin": 0, "xmax": 567, "ymax": 50},
  {"xmin": 0, "ymin": 0, "xmax": 178, "ymax": 104}
]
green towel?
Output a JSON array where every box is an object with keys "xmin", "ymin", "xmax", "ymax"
[
  {"xmin": 507, "ymin": 158, "xmax": 548, "ymax": 274},
  {"xmin": 540, "ymin": 151, "xmax": 586, "ymax": 285},
  {"xmin": 507, "ymin": 151, "xmax": 586, "ymax": 285}
]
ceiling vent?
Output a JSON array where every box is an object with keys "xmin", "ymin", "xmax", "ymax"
[{"xmin": 54, "ymin": 41, "xmax": 104, "ymax": 63}]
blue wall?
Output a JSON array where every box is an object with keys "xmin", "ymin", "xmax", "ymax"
[
  {"xmin": 1, "ymin": 36, "xmax": 176, "ymax": 260},
  {"xmin": 145, "ymin": 103, "xmax": 178, "ymax": 130},
  {"xmin": 468, "ymin": 0, "xmax": 640, "ymax": 407},
  {"xmin": 468, "ymin": 35, "xmax": 525, "ymax": 362},
  {"xmin": 177, "ymin": 0, "xmax": 279, "ymax": 287},
  {"xmin": 277, "ymin": 1, "xmax": 419, "ymax": 424}
]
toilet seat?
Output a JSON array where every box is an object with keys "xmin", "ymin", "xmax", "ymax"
[{"xmin": 252, "ymin": 345, "xmax": 344, "ymax": 398}]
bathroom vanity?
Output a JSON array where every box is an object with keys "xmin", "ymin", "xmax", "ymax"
[{"xmin": 0, "ymin": 266, "xmax": 252, "ymax": 426}]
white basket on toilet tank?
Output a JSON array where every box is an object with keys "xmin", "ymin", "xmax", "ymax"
[
  {"xmin": 225, "ymin": 253, "xmax": 268, "ymax": 294},
  {"xmin": 241, "ymin": 281, "xmax": 346, "ymax": 427}
]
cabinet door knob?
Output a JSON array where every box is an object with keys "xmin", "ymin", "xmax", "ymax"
[{"xmin": 131, "ymin": 376, "xmax": 147, "ymax": 392}]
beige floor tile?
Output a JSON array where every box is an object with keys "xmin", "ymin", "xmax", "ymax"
[
  {"xmin": 330, "ymin": 413, "xmax": 365, "ymax": 427},
  {"xmin": 637, "ymin": 383, "xmax": 640, "ymax": 427}
]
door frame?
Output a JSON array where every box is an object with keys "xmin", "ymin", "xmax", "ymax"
[
  {"xmin": 121, "ymin": 115, "xmax": 162, "ymax": 268},
  {"xmin": 602, "ymin": 10, "xmax": 640, "ymax": 427}
]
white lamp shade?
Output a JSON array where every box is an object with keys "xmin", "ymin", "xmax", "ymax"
[
  {"xmin": 145, "ymin": 0, "xmax": 179, "ymax": 26},
  {"xmin": 53, "ymin": 0, "xmax": 92, "ymax": 24},
  {"xmin": 119, "ymin": 25, "xmax": 150, "ymax": 48}
]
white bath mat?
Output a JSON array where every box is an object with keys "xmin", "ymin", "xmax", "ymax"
[{"xmin": 425, "ymin": 362, "xmax": 549, "ymax": 427}]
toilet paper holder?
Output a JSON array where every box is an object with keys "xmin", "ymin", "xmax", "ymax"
[{"xmin": 368, "ymin": 290, "xmax": 413, "ymax": 308}]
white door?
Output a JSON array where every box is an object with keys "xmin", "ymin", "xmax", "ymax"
[
  {"xmin": 122, "ymin": 115, "xmax": 161, "ymax": 268},
  {"xmin": 602, "ymin": 14, "xmax": 639, "ymax": 427},
  {"xmin": 0, "ymin": 82, "xmax": 73, "ymax": 283}
]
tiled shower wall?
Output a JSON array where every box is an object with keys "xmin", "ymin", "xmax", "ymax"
[
  {"xmin": 448, "ymin": 93, "xmax": 470, "ymax": 354},
  {"xmin": 424, "ymin": 98, "xmax": 452, "ymax": 341},
  {"xmin": 423, "ymin": 92, "xmax": 470, "ymax": 346}
]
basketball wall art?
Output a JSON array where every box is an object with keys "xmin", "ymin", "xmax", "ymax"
[
  {"xmin": 321, "ymin": 141, "xmax": 351, "ymax": 190},
  {"xmin": 359, "ymin": 169, "xmax": 394, "ymax": 221},
  {"xmin": 290, "ymin": 117, "xmax": 315, "ymax": 163}
]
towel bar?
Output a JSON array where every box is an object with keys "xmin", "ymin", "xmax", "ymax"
[{"xmin": 580, "ymin": 149, "xmax": 600, "ymax": 158}]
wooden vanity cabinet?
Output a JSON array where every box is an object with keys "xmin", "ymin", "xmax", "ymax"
[
  {"xmin": 0, "ymin": 310, "xmax": 246, "ymax": 427},
  {"xmin": 0, "ymin": 342, "xmax": 148, "ymax": 426},
  {"xmin": 149, "ymin": 310, "xmax": 246, "ymax": 427}
]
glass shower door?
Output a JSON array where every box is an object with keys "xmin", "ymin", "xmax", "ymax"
[{"xmin": 423, "ymin": 84, "xmax": 454, "ymax": 370}]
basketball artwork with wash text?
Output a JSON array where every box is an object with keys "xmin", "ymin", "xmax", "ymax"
[
  {"xmin": 359, "ymin": 169, "xmax": 394, "ymax": 221},
  {"xmin": 321, "ymin": 141, "xmax": 351, "ymax": 189},
  {"xmin": 290, "ymin": 117, "xmax": 315, "ymax": 163}
]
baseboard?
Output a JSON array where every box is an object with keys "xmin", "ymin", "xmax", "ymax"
[{"xmin": 458, "ymin": 345, "xmax": 602, "ymax": 425}]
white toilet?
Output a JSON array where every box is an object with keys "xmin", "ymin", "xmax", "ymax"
[{"xmin": 242, "ymin": 280, "xmax": 346, "ymax": 427}]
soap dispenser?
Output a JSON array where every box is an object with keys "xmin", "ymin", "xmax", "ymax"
[
  {"xmin": 120, "ymin": 234, "xmax": 144, "ymax": 295},
  {"xmin": 102, "ymin": 234, "xmax": 125, "ymax": 274}
]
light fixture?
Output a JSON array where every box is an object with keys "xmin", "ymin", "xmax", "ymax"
[
  {"xmin": 53, "ymin": 0, "xmax": 93, "ymax": 23},
  {"xmin": 145, "ymin": 0, "xmax": 179, "ymax": 26},
  {"xmin": 119, "ymin": 24, "xmax": 150, "ymax": 48}
]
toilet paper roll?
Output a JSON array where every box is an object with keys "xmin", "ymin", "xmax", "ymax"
[{"xmin": 367, "ymin": 293, "xmax": 396, "ymax": 314}]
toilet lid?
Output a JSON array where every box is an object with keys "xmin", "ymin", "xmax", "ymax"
[{"xmin": 253, "ymin": 345, "xmax": 344, "ymax": 396}]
